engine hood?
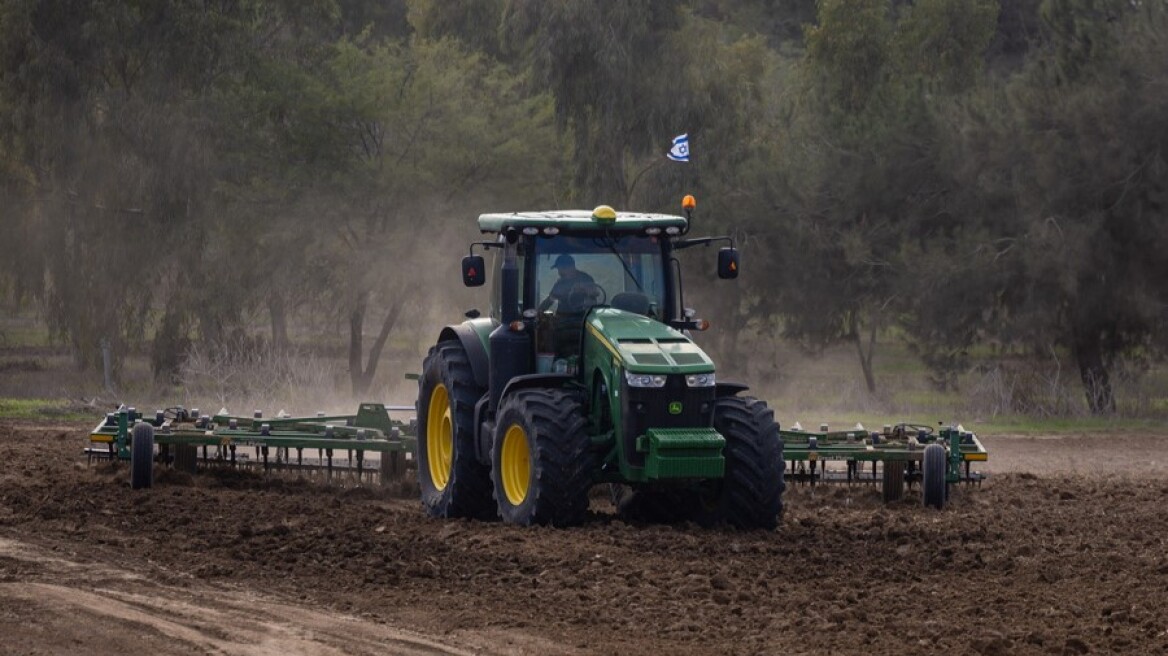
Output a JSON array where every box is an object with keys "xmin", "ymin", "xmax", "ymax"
[{"xmin": 585, "ymin": 308, "xmax": 714, "ymax": 374}]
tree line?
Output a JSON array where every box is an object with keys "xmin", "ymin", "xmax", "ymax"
[{"xmin": 0, "ymin": 0, "xmax": 1165, "ymax": 413}]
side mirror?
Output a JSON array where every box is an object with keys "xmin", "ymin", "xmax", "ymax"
[
  {"xmin": 717, "ymin": 247, "xmax": 739, "ymax": 279},
  {"xmin": 462, "ymin": 255, "xmax": 486, "ymax": 287}
]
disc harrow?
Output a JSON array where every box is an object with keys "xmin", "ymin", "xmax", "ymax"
[
  {"xmin": 88, "ymin": 403, "xmax": 417, "ymax": 488},
  {"xmin": 781, "ymin": 421, "xmax": 988, "ymax": 508}
]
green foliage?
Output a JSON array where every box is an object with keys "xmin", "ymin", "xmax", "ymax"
[
  {"xmin": 804, "ymin": 0, "xmax": 893, "ymax": 112},
  {"xmin": 1039, "ymin": 0, "xmax": 1127, "ymax": 81},
  {"xmin": 503, "ymin": 0, "xmax": 692, "ymax": 203},
  {"xmin": 0, "ymin": 0, "xmax": 1164, "ymax": 418},
  {"xmin": 757, "ymin": 0, "xmax": 998, "ymax": 393},
  {"xmin": 894, "ymin": 0, "xmax": 998, "ymax": 92},
  {"xmin": 408, "ymin": 0, "xmax": 504, "ymax": 56},
  {"xmin": 902, "ymin": 0, "xmax": 1168, "ymax": 412}
]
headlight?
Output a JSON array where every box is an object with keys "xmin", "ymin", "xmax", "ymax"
[
  {"xmin": 625, "ymin": 371, "xmax": 667, "ymax": 388},
  {"xmin": 685, "ymin": 373, "xmax": 716, "ymax": 387}
]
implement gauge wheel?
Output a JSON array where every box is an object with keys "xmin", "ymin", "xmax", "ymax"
[
  {"xmin": 416, "ymin": 341, "xmax": 493, "ymax": 519},
  {"xmin": 922, "ymin": 443, "xmax": 948, "ymax": 509},
  {"xmin": 882, "ymin": 460, "xmax": 905, "ymax": 502},
  {"xmin": 130, "ymin": 423, "xmax": 155, "ymax": 490},
  {"xmin": 173, "ymin": 444, "xmax": 198, "ymax": 474},
  {"xmin": 692, "ymin": 396, "xmax": 785, "ymax": 529},
  {"xmin": 491, "ymin": 389, "xmax": 595, "ymax": 527}
]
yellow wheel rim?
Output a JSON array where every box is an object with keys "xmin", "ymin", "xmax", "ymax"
[
  {"xmin": 426, "ymin": 384, "xmax": 453, "ymax": 491},
  {"xmin": 500, "ymin": 424, "xmax": 531, "ymax": 506}
]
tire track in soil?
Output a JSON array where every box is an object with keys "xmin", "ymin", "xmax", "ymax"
[{"xmin": 0, "ymin": 537, "xmax": 476, "ymax": 656}]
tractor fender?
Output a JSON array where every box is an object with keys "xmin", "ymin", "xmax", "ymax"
[
  {"xmin": 499, "ymin": 374, "xmax": 575, "ymax": 405},
  {"xmin": 715, "ymin": 381, "xmax": 750, "ymax": 397},
  {"xmin": 438, "ymin": 323, "xmax": 491, "ymax": 390}
]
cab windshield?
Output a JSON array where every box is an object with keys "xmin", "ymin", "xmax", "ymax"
[{"xmin": 531, "ymin": 234, "xmax": 668, "ymax": 319}]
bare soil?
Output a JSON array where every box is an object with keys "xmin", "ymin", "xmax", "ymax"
[{"xmin": 1, "ymin": 421, "xmax": 1167, "ymax": 655}]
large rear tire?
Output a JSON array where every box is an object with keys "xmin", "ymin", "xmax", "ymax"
[
  {"xmin": 922, "ymin": 443, "xmax": 948, "ymax": 509},
  {"xmin": 491, "ymin": 389, "xmax": 595, "ymax": 527},
  {"xmin": 130, "ymin": 423, "xmax": 155, "ymax": 490},
  {"xmin": 692, "ymin": 396, "xmax": 785, "ymax": 529},
  {"xmin": 416, "ymin": 341, "xmax": 493, "ymax": 519}
]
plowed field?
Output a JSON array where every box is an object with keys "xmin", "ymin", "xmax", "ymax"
[{"xmin": 2, "ymin": 420, "xmax": 1166, "ymax": 655}]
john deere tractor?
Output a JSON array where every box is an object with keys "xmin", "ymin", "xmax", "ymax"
[{"xmin": 416, "ymin": 199, "xmax": 784, "ymax": 528}]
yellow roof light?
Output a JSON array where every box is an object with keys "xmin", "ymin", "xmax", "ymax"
[
  {"xmin": 592, "ymin": 205, "xmax": 617, "ymax": 222},
  {"xmin": 682, "ymin": 194, "xmax": 696, "ymax": 211}
]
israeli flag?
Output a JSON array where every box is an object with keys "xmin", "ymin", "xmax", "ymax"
[{"xmin": 667, "ymin": 133, "xmax": 689, "ymax": 162}]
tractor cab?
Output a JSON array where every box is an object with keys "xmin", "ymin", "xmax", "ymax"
[
  {"xmin": 479, "ymin": 207, "xmax": 680, "ymax": 362},
  {"xmin": 463, "ymin": 203, "xmax": 736, "ymax": 359}
]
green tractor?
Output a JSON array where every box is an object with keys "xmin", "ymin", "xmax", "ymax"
[{"xmin": 416, "ymin": 199, "xmax": 784, "ymax": 528}]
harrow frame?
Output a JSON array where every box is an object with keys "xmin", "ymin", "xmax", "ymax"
[
  {"xmin": 88, "ymin": 404, "xmax": 989, "ymax": 508},
  {"xmin": 781, "ymin": 422, "xmax": 988, "ymax": 506},
  {"xmin": 88, "ymin": 403, "xmax": 418, "ymax": 485}
]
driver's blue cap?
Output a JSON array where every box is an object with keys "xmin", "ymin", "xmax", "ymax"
[{"xmin": 552, "ymin": 254, "xmax": 575, "ymax": 269}]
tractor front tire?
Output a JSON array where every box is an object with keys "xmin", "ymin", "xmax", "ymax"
[
  {"xmin": 693, "ymin": 396, "xmax": 785, "ymax": 529},
  {"xmin": 491, "ymin": 389, "xmax": 595, "ymax": 527},
  {"xmin": 416, "ymin": 341, "xmax": 493, "ymax": 519},
  {"xmin": 130, "ymin": 423, "xmax": 155, "ymax": 490}
]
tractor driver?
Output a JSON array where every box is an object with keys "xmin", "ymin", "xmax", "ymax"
[
  {"xmin": 539, "ymin": 254, "xmax": 598, "ymax": 356},
  {"xmin": 538, "ymin": 254, "xmax": 596, "ymax": 315}
]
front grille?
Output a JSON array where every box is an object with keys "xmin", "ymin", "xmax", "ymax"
[{"xmin": 622, "ymin": 375, "xmax": 715, "ymax": 467}]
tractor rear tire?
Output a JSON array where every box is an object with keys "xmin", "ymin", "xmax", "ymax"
[
  {"xmin": 922, "ymin": 443, "xmax": 947, "ymax": 509},
  {"xmin": 491, "ymin": 389, "xmax": 595, "ymax": 527},
  {"xmin": 882, "ymin": 460, "xmax": 905, "ymax": 502},
  {"xmin": 692, "ymin": 396, "xmax": 785, "ymax": 530},
  {"xmin": 130, "ymin": 423, "xmax": 155, "ymax": 490},
  {"xmin": 416, "ymin": 341, "xmax": 493, "ymax": 520}
]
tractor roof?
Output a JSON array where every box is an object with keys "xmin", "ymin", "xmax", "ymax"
[{"xmin": 477, "ymin": 209, "xmax": 688, "ymax": 234}]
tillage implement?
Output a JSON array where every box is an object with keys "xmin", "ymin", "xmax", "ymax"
[
  {"xmin": 781, "ymin": 421, "xmax": 988, "ymax": 509},
  {"xmin": 88, "ymin": 404, "xmax": 415, "ymax": 488}
]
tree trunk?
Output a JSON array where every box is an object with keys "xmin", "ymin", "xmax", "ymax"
[
  {"xmin": 1072, "ymin": 329, "xmax": 1115, "ymax": 415},
  {"xmin": 348, "ymin": 291, "xmax": 408, "ymax": 397},
  {"xmin": 359, "ymin": 297, "xmax": 405, "ymax": 393},
  {"xmin": 851, "ymin": 313, "xmax": 878, "ymax": 394},
  {"xmin": 348, "ymin": 292, "xmax": 369, "ymax": 395},
  {"xmin": 268, "ymin": 293, "xmax": 290, "ymax": 351}
]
